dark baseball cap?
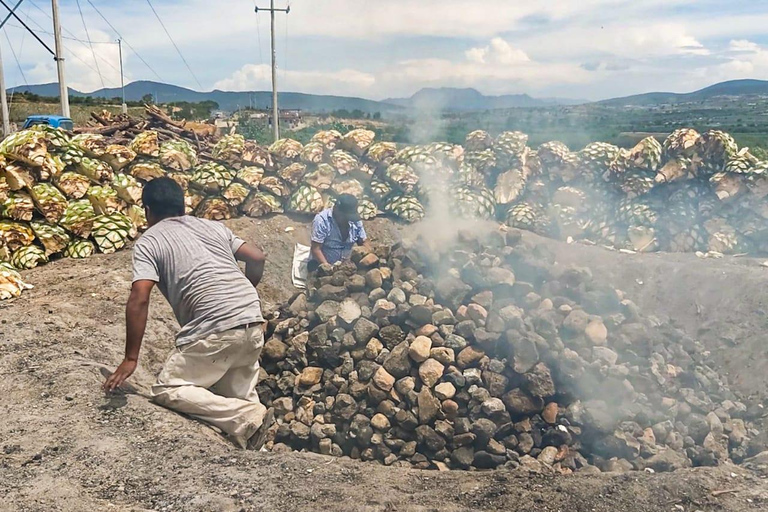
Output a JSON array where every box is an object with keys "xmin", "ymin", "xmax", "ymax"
[{"xmin": 335, "ymin": 194, "xmax": 361, "ymax": 221}]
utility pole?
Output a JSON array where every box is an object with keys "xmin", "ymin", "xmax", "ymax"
[
  {"xmin": 51, "ymin": 0, "xmax": 69, "ymax": 117},
  {"xmin": 255, "ymin": 1, "xmax": 289, "ymax": 142},
  {"xmin": 0, "ymin": 45, "xmax": 9, "ymax": 136},
  {"xmin": 118, "ymin": 38, "xmax": 127, "ymax": 114}
]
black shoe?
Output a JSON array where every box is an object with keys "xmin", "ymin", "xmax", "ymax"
[{"xmin": 247, "ymin": 408, "xmax": 275, "ymax": 451}]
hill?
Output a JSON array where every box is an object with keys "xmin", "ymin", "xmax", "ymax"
[
  {"xmin": 9, "ymin": 80, "xmax": 400, "ymax": 115},
  {"xmin": 384, "ymin": 87, "xmax": 584, "ymax": 110},
  {"xmin": 600, "ymin": 79, "xmax": 768, "ymax": 106}
]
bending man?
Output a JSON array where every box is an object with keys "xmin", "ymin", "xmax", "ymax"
[
  {"xmin": 309, "ymin": 193, "xmax": 370, "ymax": 271},
  {"xmin": 104, "ymin": 177, "xmax": 274, "ymax": 449}
]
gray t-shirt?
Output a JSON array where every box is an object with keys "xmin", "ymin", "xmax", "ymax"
[{"xmin": 132, "ymin": 216, "xmax": 264, "ymax": 346}]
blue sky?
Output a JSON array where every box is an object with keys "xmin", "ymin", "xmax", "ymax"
[{"xmin": 2, "ymin": 0, "xmax": 768, "ymax": 101}]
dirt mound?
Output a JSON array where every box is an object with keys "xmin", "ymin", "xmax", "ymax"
[{"xmin": 1, "ymin": 216, "xmax": 767, "ymax": 511}]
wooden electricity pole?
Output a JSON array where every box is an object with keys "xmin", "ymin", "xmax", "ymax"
[
  {"xmin": 255, "ymin": 1, "xmax": 289, "ymax": 142},
  {"xmin": 51, "ymin": 0, "xmax": 70, "ymax": 117}
]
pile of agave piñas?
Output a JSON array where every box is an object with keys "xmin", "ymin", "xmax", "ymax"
[{"xmin": 0, "ymin": 124, "xmax": 765, "ymax": 299}]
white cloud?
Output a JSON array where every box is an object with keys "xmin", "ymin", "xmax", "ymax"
[
  {"xmin": 729, "ymin": 39, "xmax": 761, "ymax": 53},
  {"xmin": 213, "ymin": 65, "xmax": 375, "ymax": 96},
  {"xmin": 465, "ymin": 38, "xmax": 530, "ymax": 65}
]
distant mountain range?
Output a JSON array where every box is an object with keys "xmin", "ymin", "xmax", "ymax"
[
  {"xmin": 9, "ymin": 81, "xmax": 398, "ymax": 114},
  {"xmin": 599, "ymin": 79, "xmax": 768, "ymax": 106},
  {"xmin": 383, "ymin": 87, "xmax": 584, "ymax": 110},
  {"xmin": 10, "ymin": 79, "xmax": 768, "ymax": 113}
]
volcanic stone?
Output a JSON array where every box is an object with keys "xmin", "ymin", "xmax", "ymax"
[
  {"xmin": 353, "ymin": 318, "xmax": 379, "ymax": 343},
  {"xmin": 482, "ymin": 397, "xmax": 506, "ymax": 416},
  {"xmin": 434, "ymin": 382, "xmax": 456, "ymax": 400},
  {"xmin": 486, "ymin": 267, "xmax": 515, "ymax": 287},
  {"xmin": 471, "ymin": 291, "xmax": 494, "ymax": 309},
  {"xmin": 262, "ymin": 338, "xmax": 288, "ymax": 360},
  {"xmin": 316, "ymin": 285, "xmax": 347, "ymax": 302},
  {"xmin": 365, "ymin": 338, "xmax": 384, "ymax": 359},
  {"xmin": 430, "ymin": 347, "xmax": 455, "ymax": 365},
  {"xmin": 593, "ymin": 346, "xmax": 619, "ymax": 366},
  {"xmin": 372, "ymin": 366, "xmax": 395, "ymax": 391},
  {"xmin": 289, "ymin": 421, "xmax": 311, "ymax": 440},
  {"xmin": 506, "ymin": 333, "xmax": 539, "ymax": 373},
  {"xmin": 432, "ymin": 309, "xmax": 456, "ymax": 326},
  {"xmin": 379, "ymin": 325, "xmax": 405, "ymax": 349},
  {"xmin": 409, "ymin": 305, "xmax": 433, "ymax": 326},
  {"xmin": 383, "ymin": 341, "xmax": 411, "ymax": 378},
  {"xmin": 416, "ymin": 425, "xmax": 446, "ymax": 452},
  {"xmin": 299, "ymin": 367, "xmax": 323, "ymax": 386},
  {"xmin": 371, "ymin": 413, "xmax": 391, "ymax": 431},
  {"xmin": 418, "ymin": 387, "xmax": 441, "ymax": 424},
  {"xmin": 359, "ymin": 253, "xmax": 379, "ymax": 268},
  {"xmin": 645, "ymin": 449, "xmax": 690, "ymax": 472},
  {"xmin": 337, "ymin": 299, "xmax": 362, "ymax": 327},
  {"xmin": 563, "ymin": 309, "xmax": 590, "ymax": 334},
  {"xmin": 408, "ymin": 336, "xmax": 431, "ymax": 363},
  {"xmin": 316, "ymin": 301, "xmax": 341, "ymax": 322},
  {"xmin": 419, "ymin": 358, "xmax": 445, "ymax": 388},
  {"xmin": 472, "ymin": 419, "xmax": 497, "ymax": 448},
  {"xmin": 387, "ymin": 288, "xmax": 406, "ymax": 305},
  {"xmin": 542, "ymin": 402, "xmax": 558, "ymax": 424},
  {"xmin": 466, "ymin": 304, "xmax": 488, "ymax": 325},
  {"xmin": 372, "ymin": 299, "xmax": 396, "ymax": 318},
  {"xmin": 503, "ymin": 388, "xmax": 544, "ymax": 415},
  {"xmin": 456, "ymin": 346, "xmax": 485, "ymax": 368},
  {"xmin": 523, "ymin": 363, "xmax": 556, "ymax": 398},
  {"xmin": 586, "ymin": 319, "xmax": 608, "ymax": 346},
  {"xmin": 435, "ymin": 276, "xmax": 471, "ymax": 310},
  {"xmin": 451, "ymin": 446, "xmax": 475, "ymax": 469},
  {"xmin": 395, "ymin": 376, "xmax": 416, "ymax": 396},
  {"xmin": 444, "ymin": 334, "xmax": 468, "ymax": 351}
]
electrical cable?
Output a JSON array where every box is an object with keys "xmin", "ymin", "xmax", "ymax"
[
  {"xmin": 83, "ymin": 0, "xmax": 163, "ymax": 81},
  {"xmin": 75, "ymin": 0, "xmax": 105, "ymax": 89},
  {"xmin": 145, "ymin": 0, "xmax": 202, "ymax": 89}
]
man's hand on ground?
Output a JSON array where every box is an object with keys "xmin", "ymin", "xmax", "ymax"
[{"xmin": 103, "ymin": 358, "xmax": 137, "ymax": 392}]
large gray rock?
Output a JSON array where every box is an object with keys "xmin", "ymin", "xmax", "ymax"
[
  {"xmin": 353, "ymin": 317, "xmax": 379, "ymax": 344},
  {"xmin": 418, "ymin": 387, "xmax": 442, "ymax": 424},
  {"xmin": 435, "ymin": 276, "xmax": 471, "ymax": 310},
  {"xmin": 505, "ymin": 332, "xmax": 539, "ymax": 374},
  {"xmin": 383, "ymin": 341, "xmax": 411, "ymax": 378}
]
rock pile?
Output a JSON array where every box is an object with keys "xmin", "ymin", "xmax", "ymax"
[{"xmin": 258, "ymin": 228, "xmax": 763, "ymax": 472}]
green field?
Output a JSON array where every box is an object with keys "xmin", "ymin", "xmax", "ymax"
[{"xmin": 7, "ymin": 101, "xmax": 146, "ymax": 126}]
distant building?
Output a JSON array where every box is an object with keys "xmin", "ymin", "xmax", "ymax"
[{"xmin": 248, "ymin": 108, "xmax": 304, "ymax": 130}]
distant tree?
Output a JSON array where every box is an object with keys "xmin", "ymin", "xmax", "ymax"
[
  {"xmin": 372, "ymin": 112, "xmax": 381, "ymax": 120},
  {"xmin": 142, "ymin": 93, "xmax": 154, "ymax": 105}
]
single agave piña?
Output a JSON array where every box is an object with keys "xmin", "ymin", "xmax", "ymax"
[
  {"xmin": 235, "ymin": 166, "xmax": 265, "ymax": 188},
  {"xmin": 269, "ymin": 138, "xmax": 303, "ymax": 164},
  {"xmin": 0, "ymin": 220, "xmax": 35, "ymax": 251},
  {"xmin": 329, "ymin": 149, "xmax": 359, "ymax": 175},
  {"xmin": 72, "ymin": 133, "xmax": 109, "ymax": 158},
  {"xmin": 91, "ymin": 212, "xmax": 136, "ymax": 254},
  {"xmin": 663, "ymin": 128, "xmax": 700, "ymax": 158},
  {"xmin": 59, "ymin": 199, "xmax": 96, "ymax": 238},
  {"xmin": 0, "ymin": 261, "xmax": 33, "ymax": 299},
  {"xmin": 126, "ymin": 204, "xmax": 147, "ymax": 231},
  {"xmin": 287, "ymin": 185, "xmax": 324, "ymax": 214},
  {"xmin": 259, "ymin": 176, "xmax": 291, "ymax": 197},
  {"xmin": 29, "ymin": 124, "xmax": 69, "ymax": 150},
  {"xmin": 196, "ymin": 197, "xmax": 233, "ymax": 221},
  {"xmin": 241, "ymin": 191, "xmax": 284, "ymax": 217},
  {"xmin": 159, "ymin": 139, "xmax": 197, "ymax": 172},
  {"xmin": 303, "ymin": 164, "xmax": 336, "ymax": 191},
  {"xmin": 30, "ymin": 221, "xmax": 70, "ymax": 256},
  {"xmin": 30, "ymin": 183, "xmax": 68, "ymax": 223},
  {"xmin": 222, "ymin": 183, "xmax": 250, "ymax": 208},
  {"xmin": 2, "ymin": 161, "xmax": 36, "ymax": 190},
  {"xmin": 63, "ymin": 238, "xmax": 96, "ymax": 259},
  {"xmin": 2, "ymin": 192, "xmax": 35, "ymax": 221},
  {"xmin": 212, "ymin": 134, "xmax": 245, "ymax": 164},
  {"xmin": 241, "ymin": 141, "xmax": 275, "ymax": 171},
  {"xmin": 465, "ymin": 130, "xmax": 494, "ymax": 152},
  {"xmin": 184, "ymin": 191, "xmax": 204, "ymax": 214},
  {"xmin": 300, "ymin": 142, "xmax": 326, "ymax": 165},
  {"xmin": 129, "ymin": 160, "xmax": 166, "ymax": 182},
  {"xmin": 87, "ymin": 185, "xmax": 123, "ymax": 215},
  {"xmin": 111, "ymin": 173, "xmax": 143, "ymax": 205},
  {"xmin": 11, "ymin": 245, "xmax": 47, "ymax": 270},
  {"xmin": 129, "ymin": 130, "xmax": 160, "ymax": 157},
  {"xmin": 365, "ymin": 142, "xmax": 398, "ymax": 168},
  {"xmin": 385, "ymin": 163, "xmax": 419, "ymax": 194},
  {"xmin": 383, "ymin": 194, "xmax": 425, "ymax": 223},
  {"xmin": 75, "ymin": 157, "xmax": 114, "ymax": 184},
  {"xmin": 454, "ymin": 184, "xmax": 496, "ymax": 220},
  {"xmin": 0, "ymin": 130, "xmax": 48, "ymax": 167},
  {"xmin": 101, "ymin": 144, "xmax": 137, "ymax": 172},
  {"xmin": 339, "ymin": 129, "xmax": 375, "ymax": 156},
  {"xmin": 278, "ymin": 162, "xmax": 308, "ymax": 186},
  {"xmin": 190, "ymin": 162, "xmax": 234, "ymax": 194},
  {"xmin": 310, "ymin": 130, "xmax": 342, "ymax": 151}
]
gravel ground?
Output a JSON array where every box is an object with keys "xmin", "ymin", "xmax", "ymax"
[{"xmin": 1, "ymin": 215, "xmax": 767, "ymax": 512}]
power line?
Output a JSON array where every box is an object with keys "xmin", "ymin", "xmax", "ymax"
[
  {"xmin": 4, "ymin": 30, "xmax": 29, "ymax": 91},
  {"xmin": 145, "ymin": 0, "xmax": 202, "ymax": 89},
  {"xmin": 84, "ymin": 0, "xmax": 163, "ymax": 82},
  {"xmin": 4, "ymin": 22, "xmax": 118, "ymax": 45},
  {"xmin": 25, "ymin": 1, "xmax": 122, "ymax": 76},
  {"xmin": 75, "ymin": 0, "xmax": 104, "ymax": 89}
]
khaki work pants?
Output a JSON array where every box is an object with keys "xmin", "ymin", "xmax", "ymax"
[{"xmin": 150, "ymin": 324, "xmax": 267, "ymax": 448}]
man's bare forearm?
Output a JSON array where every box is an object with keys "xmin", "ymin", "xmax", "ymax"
[
  {"xmin": 125, "ymin": 295, "xmax": 149, "ymax": 361},
  {"xmin": 311, "ymin": 243, "xmax": 329, "ymax": 265},
  {"xmin": 235, "ymin": 243, "xmax": 267, "ymax": 288}
]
